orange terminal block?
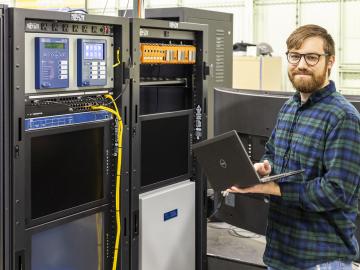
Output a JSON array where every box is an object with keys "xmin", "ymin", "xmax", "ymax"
[{"xmin": 140, "ymin": 43, "xmax": 196, "ymax": 64}]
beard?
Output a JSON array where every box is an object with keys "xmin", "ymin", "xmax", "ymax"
[{"xmin": 288, "ymin": 65, "xmax": 328, "ymax": 93}]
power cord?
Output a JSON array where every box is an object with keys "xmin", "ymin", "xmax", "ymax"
[
  {"xmin": 228, "ymin": 228, "xmax": 262, "ymax": 239},
  {"xmin": 122, "ymin": 0, "xmax": 131, "ymax": 17},
  {"xmin": 102, "ymin": 0, "xmax": 110, "ymax": 14},
  {"xmin": 353, "ymin": 262, "xmax": 360, "ymax": 270},
  {"xmin": 207, "ymin": 192, "xmax": 263, "ymax": 240},
  {"xmin": 207, "ymin": 222, "xmax": 262, "ymax": 239},
  {"xmin": 207, "ymin": 191, "xmax": 226, "ymax": 221},
  {"xmin": 104, "ymin": 55, "xmax": 132, "ymax": 106},
  {"xmin": 103, "ymin": 79, "xmax": 129, "ymax": 107},
  {"xmin": 66, "ymin": 8, "xmax": 88, "ymax": 14}
]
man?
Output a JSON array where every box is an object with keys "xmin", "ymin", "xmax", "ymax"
[{"xmin": 228, "ymin": 25, "xmax": 360, "ymax": 270}]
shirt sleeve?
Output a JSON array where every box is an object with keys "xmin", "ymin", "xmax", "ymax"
[{"xmin": 279, "ymin": 113, "xmax": 360, "ymax": 212}]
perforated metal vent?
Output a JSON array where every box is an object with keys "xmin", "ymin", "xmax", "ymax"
[{"xmin": 215, "ymin": 29, "xmax": 225, "ymax": 83}]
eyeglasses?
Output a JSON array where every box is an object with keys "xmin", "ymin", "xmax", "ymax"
[{"xmin": 286, "ymin": 52, "xmax": 328, "ymax": 66}]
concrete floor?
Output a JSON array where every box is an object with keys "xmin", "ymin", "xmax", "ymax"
[
  {"xmin": 207, "ymin": 223, "xmax": 360, "ymax": 270},
  {"xmin": 207, "ymin": 222, "xmax": 266, "ymax": 267}
]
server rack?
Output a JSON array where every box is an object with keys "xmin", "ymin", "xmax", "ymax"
[
  {"xmin": 0, "ymin": 5, "xmax": 9, "ymax": 270},
  {"xmin": 8, "ymin": 8, "xmax": 130, "ymax": 270},
  {"xmin": 129, "ymin": 18, "xmax": 208, "ymax": 270},
  {"xmin": 121, "ymin": 7, "xmax": 233, "ymax": 137}
]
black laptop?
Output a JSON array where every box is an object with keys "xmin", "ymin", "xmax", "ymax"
[{"xmin": 193, "ymin": 130, "xmax": 304, "ymax": 191}]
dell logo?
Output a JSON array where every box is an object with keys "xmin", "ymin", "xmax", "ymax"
[{"xmin": 219, "ymin": 159, "xmax": 227, "ymax": 169}]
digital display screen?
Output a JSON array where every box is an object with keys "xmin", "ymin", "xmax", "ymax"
[
  {"xmin": 44, "ymin": 42, "xmax": 65, "ymax": 49},
  {"xmin": 31, "ymin": 128, "xmax": 104, "ymax": 219},
  {"xmin": 141, "ymin": 114, "xmax": 190, "ymax": 187},
  {"xmin": 84, "ymin": 43, "xmax": 104, "ymax": 60}
]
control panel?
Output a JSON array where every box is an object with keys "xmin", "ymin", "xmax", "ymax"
[
  {"xmin": 25, "ymin": 33, "xmax": 114, "ymax": 94},
  {"xmin": 35, "ymin": 37, "xmax": 69, "ymax": 89},
  {"xmin": 77, "ymin": 39, "xmax": 107, "ymax": 87}
]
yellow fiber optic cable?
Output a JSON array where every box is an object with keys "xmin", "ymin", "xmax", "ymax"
[
  {"xmin": 113, "ymin": 48, "xmax": 121, "ymax": 68},
  {"xmin": 104, "ymin": 94, "xmax": 122, "ymax": 270},
  {"xmin": 93, "ymin": 106, "xmax": 118, "ymax": 116},
  {"xmin": 91, "ymin": 96, "xmax": 123, "ymax": 270}
]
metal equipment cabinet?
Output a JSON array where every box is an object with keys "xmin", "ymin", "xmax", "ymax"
[
  {"xmin": 0, "ymin": 4, "xmax": 9, "ymax": 270},
  {"xmin": 128, "ymin": 18, "xmax": 209, "ymax": 270},
  {"xmin": 4, "ymin": 8, "xmax": 131, "ymax": 270}
]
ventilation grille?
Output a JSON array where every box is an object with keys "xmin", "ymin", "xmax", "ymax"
[{"xmin": 215, "ymin": 29, "xmax": 225, "ymax": 83}]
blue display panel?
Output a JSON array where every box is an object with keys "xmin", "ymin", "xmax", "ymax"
[
  {"xmin": 164, "ymin": 209, "xmax": 178, "ymax": 221},
  {"xmin": 84, "ymin": 43, "xmax": 104, "ymax": 60},
  {"xmin": 25, "ymin": 111, "xmax": 112, "ymax": 131},
  {"xmin": 77, "ymin": 39, "xmax": 107, "ymax": 87},
  {"xmin": 35, "ymin": 37, "xmax": 69, "ymax": 89}
]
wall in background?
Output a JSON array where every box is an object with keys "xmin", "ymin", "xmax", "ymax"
[
  {"xmin": 1, "ymin": 0, "xmax": 359, "ymax": 93},
  {"xmin": 254, "ymin": 0, "xmax": 360, "ymax": 94},
  {"xmin": 0, "ymin": 0, "xmax": 12, "ymax": 6},
  {"xmin": 103, "ymin": 0, "xmax": 360, "ymax": 93},
  {"xmin": 12, "ymin": 0, "xmax": 85, "ymax": 10}
]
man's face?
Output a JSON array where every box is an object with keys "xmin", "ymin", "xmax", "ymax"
[{"xmin": 287, "ymin": 36, "xmax": 334, "ymax": 93}]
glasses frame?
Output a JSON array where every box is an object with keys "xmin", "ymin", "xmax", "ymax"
[{"xmin": 286, "ymin": 52, "xmax": 329, "ymax": 66}]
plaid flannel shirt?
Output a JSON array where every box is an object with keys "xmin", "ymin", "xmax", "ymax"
[{"xmin": 262, "ymin": 81, "xmax": 360, "ymax": 269}]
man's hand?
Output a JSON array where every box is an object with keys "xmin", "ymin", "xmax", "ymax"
[
  {"xmin": 225, "ymin": 159, "xmax": 280, "ymax": 196},
  {"xmin": 254, "ymin": 160, "xmax": 271, "ymax": 177},
  {"xmin": 227, "ymin": 181, "xmax": 281, "ymax": 196}
]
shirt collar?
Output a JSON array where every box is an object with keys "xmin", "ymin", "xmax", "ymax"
[{"xmin": 293, "ymin": 80, "xmax": 336, "ymax": 106}]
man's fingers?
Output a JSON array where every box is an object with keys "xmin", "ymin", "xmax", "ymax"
[
  {"xmin": 263, "ymin": 160, "xmax": 271, "ymax": 174},
  {"xmin": 254, "ymin": 163, "xmax": 261, "ymax": 171},
  {"xmin": 228, "ymin": 186, "xmax": 249, "ymax": 193},
  {"xmin": 254, "ymin": 161, "xmax": 271, "ymax": 175},
  {"xmin": 263, "ymin": 160, "xmax": 270, "ymax": 170},
  {"xmin": 230, "ymin": 186, "xmax": 242, "ymax": 192},
  {"xmin": 226, "ymin": 187, "xmax": 240, "ymax": 193}
]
